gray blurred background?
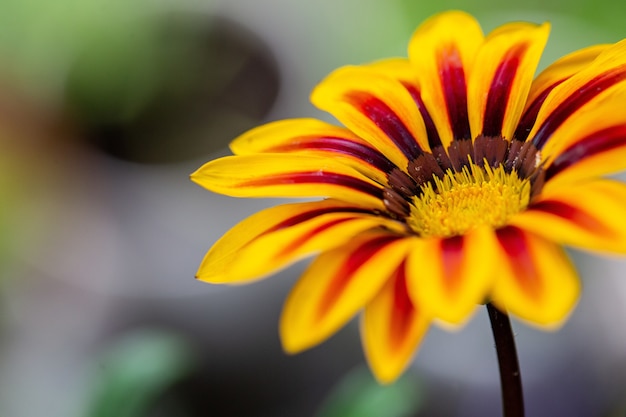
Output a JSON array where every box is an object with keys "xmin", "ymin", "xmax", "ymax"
[{"xmin": 1, "ymin": 0, "xmax": 626, "ymax": 416}]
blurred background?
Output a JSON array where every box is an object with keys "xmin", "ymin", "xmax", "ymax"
[{"xmin": 1, "ymin": 0, "xmax": 626, "ymax": 416}]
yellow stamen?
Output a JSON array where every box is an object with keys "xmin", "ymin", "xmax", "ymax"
[{"xmin": 408, "ymin": 163, "xmax": 530, "ymax": 238}]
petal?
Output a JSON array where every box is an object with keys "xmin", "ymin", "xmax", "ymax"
[
  {"xmin": 365, "ymin": 58, "xmax": 419, "ymax": 86},
  {"xmin": 311, "ymin": 65, "xmax": 429, "ymax": 169},
  {"xmin": 491, "ymin": 226, "xmax": 580, "ymax": 326},
  {"xmin": 529, "ymin": 39, "xmax": 626, "ymax": 149},
  {"xmin": 510, "ymin": 179, "xmax": 626, "ymax": 254},
  {"xmin": 539, "ymin": 86, "xmax": 626, "ymax": 183},
  {"xmin": 361, "ymin": 260, "xmax": 430, "ymax": 384},
  {"xmin": 229, "ymin": 118, "xmax": 396, "ymax": 184},
  {"xmin": 191, "ymin": 154, "xmax": 385, "ymax": 209},
  {"xmin": 197, "ymin": 199, "xmax": 407, "ymax": 283},
  {"xmin": 408, "ymin": 10, "xmax": 484, "ymax": 145},
  {"xmin": 406, "ymin": 227, "xmax": 495, "ymax": 324},
  {"xmin": 366, "ymin": 59, "xmax": 443, "ymax": 149},
  {"xmin": 515, "ymin": 44, "xmax": 608, "ymax": 141},
  {"xmin": 280, "ymin": 233, "xmax": 413, "ymax": 354},
  {"xmin": 468, "ymin": 21, "xmax": 550, "ymax": 139}
]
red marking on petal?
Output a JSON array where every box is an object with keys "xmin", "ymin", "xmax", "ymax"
[
  {"xmin": 344, "ymin": 92, "xmax": 424, "ymax": 160},
  {"xmin": 403, "ymin": 83, "xmax": 443, "ymax": 149},
  {"xmin": 389, "ymin": 261, "xmax": 415, "ymax": 350},
  {"xmin": 441, "ymin": 235, "xmax": 464, "ymax": 297},
  {"xmin": 274, "ymin": 217, "xmax": 354, "ymax": 259},
  {"xmin": 242, "ymin": 171, "xmax": 384, "ymax": 199},
  {"xmin": 437, "ymin": 45, "xmax": 471, "ymax": 140},
  {"xmin": 496, "ymin": 226, "xmax": 542, "ymax": 300},
  {"xmin": 515, "ymin": 80, "xmax": 565, "ymax": 141},
  {"xmin": 532, "ymin": 65, "xmax": 626, "ymax": 149},
  {"xmin": 265, "ymin": 206, "xmax": 373, "ymax": 235},
  {"xmin": 269, "ymin": 136, "xmax": 396, "ymax": 173},
  {"xmin": 529, "ymin": 200, "xmax": 613, "ymax": 236},
  {"xmin": 316, "ymin": 235, "xmax": 399, "ymax": 320},
  {"xmin": 546, "ymin": 124, "xmax": 626, "ymax": 180},
  {"xmin": 483, "ymin": 43, "xmax": 528, "ymax": 137}
]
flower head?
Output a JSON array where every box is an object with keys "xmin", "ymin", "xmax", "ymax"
[{"xmin": 192, "ymin": 11, "xmax": 626, "ymax": 383}]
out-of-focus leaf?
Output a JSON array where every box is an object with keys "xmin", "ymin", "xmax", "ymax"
[
  {"xmin": 398, "ymin": 0, "xmax": 626, "ymax": 44},
  {"xmin": 315, "ymin": 365, "xmax": 424, "ymax": 417},
  {"xmin": 84, "ymin": 330, "xmax": 193, "ymax": 417}
]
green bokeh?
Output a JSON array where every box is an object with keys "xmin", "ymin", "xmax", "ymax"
[
  {"xmin": 83, "ymin": 330, "xmax": 193, "ymax": 417},
  {"xmin": 315, "ymin": 366, "xmax": 424, "ymax": 417}
]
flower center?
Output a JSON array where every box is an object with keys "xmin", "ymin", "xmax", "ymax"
[{"xmin": 407, "ymin": 163, "xmax": 531, "ymax": 238}]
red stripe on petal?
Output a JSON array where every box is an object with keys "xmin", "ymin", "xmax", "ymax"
[
  {"xmin": 403, "ymin": 83, "xmax": 443, "ymax": 149},
  {"xmin": 316, "ymin": 235, "xmax": 399, "ymax": 320},
  {"xmin": 344, "ymin": 92, "xmax": 424, "ymax": 160},
  {"xmin": 529, "ymin": 200, "xmax": 613, "ymax": 236},
  {"xmin": 269, "ymin": 136, "xmax": 396, "ymax": 173},
  {"xmin": 483, "ymin": 43, "xmax": 529, "ymax": 137},
  {"xmin": 265, "ymin": 206, "xmax": 373, "ymax": 235},
  {"xmin": 546, "ymin": 124, "xmax": 626, "ymax": 180},
  {"xmin": 441, "ymin": 235, "xmax": 464, "ymax": 297},
  {"xmin": 515, "ymin": 80, "xmax": 564, "ymax": 141},
  {"xmin": 438, "ymin": 45, "xmax": 471, "ymax": 140},
  {"xmin": 532, "ymin": 66, "xmax": 626, "ymax": 149},
  {"xmin": 389, "ymin": 261, "xmax": 415, "ymax": 350},
  {"xmin": 496, "ymin": 226, "xmax": 542, "ymax": 300},
  {"xmin": 274, "ymin": 217, "xmax": 355, "ymax": 259},
  {"xmin": 242, "ymin": 171, "xmax": 384, "ymax": 199}
]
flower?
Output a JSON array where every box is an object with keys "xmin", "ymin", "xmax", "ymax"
[{"xmin": 191, "ymin": 11, "xmax": 626, "ymax": 383}]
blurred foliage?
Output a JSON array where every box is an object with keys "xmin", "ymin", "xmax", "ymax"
[
  {"xmin": 83, "ymin": 330, "xmax": 193, "ymax": 417},
  {"xmin": 65, "ymin": 15, "xmax": 280, "ymax": 164},
  {"xmin": 0, "ymin": 0, "xmax": 280, "ymax": 163},
  {"xmin": 400, "ymin": 0, "xmax": 611, "ymax": 20},
  {"xmin": 315, "ymin": 365, "xmax": 424, "ymax": 417},
  {"xmin": 66, "ymin": 19, "xmax": 165, "ymax": 125},
  {"xmin": 0, "ymin": 0, "xmax": 160, "ymax": 93},
  {"xmin": 399, "ymin": 0, "xmax": 626, "ymax": 35}
]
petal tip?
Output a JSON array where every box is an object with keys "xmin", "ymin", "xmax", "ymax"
[
  {"xmin": 279, "ymin": 310, "xmax": 314, "ymax": 355},
  {"xmin": 433, "ymin": 305, "xmax": 478, "ymax": 326},
  {"xmin": 279, "ymin": 326, "xmax": 314, "ymax": 355},
  {"xmin": 370, "ymin": 369, "xmax": 399, "ymax": 385}
]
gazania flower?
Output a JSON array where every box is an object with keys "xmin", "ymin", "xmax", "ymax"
[{"xmin": 192, "ymin": 11, "xmax": 626, "ymax": 383}]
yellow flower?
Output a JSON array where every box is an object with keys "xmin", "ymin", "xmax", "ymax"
[{"xmin": 191, "ymin": 11, "xmax": 626, "ymax": 383}]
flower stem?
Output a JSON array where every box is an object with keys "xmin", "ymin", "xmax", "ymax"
[{"xmin": 486, "ymin": 303, "xmax": 524, "ymax": 417}]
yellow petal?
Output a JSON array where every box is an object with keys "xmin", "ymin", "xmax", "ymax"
[
  {"xmin": 510, "ymin": 179, "xmax": 626, "ymax": 254},
  {"xmin": 491, "ymin": 226, "xmax": 580, "ymax": 326},
  {"xmin": 516, "ymin": 44, "xmax": 608, "ymax": 141},
  {"xmin": 361, "ymin": 260, "xmax": 430, "ymax": 384},
  {"xmin": 191, "ymin": 154, "xmax": 385, "ymax": 209},
  {"xmin": 408, "ymin": 10, "xmax": 484, "ymax": 145},
  {"xmin": 280, "ymin": 233, "xmax": 413, "ymax": 354},
  {"xmin": 529, "ymin": 39, "xmax": 626, "ymax": 149},
  {"xmin": 196, "ymin": 200, "xmax": 378, "ymax": 283},
  {"xmin": 229, "ymin": 118, "xmax": 395, "ymax": 185},
  {"xmin": 537, "ymin": 86, "xmax": 626, "ymax": 184},
  {"xmin": 406, "ymin": 227, "xmax": 495, "ymax": 325},
  {"xmin": 227, "ymin": 214, "xmax": 406, "ymax": 284},
  {"xmin": 365, "ymin": 58, "xmax": 419, "ymax": 86},
  {"xmin": 468, "ymin": 21, "xmax": 550, "ymax": 139},
  {"xmin": 311, "ymin": 65, "xmax": 429, "ymax": 168},
  {"xmin": 366, "ymin": 59, "xmax": 445, "ymax": 150}
]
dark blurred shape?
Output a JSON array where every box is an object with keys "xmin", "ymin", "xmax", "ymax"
[
  {"xmin": 101, "ymin": 293, "xmax": 364, "ymax": 417},
  {"xmin": 65, "ymin": 14, "xmax": 280, "ymax": 164},
  {"xmin": 148, "ymin": 367, "xmax": 294, "ymax": 417}
]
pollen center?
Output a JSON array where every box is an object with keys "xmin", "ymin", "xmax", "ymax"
[{"xmin": 407, "ymin": 163, "xmax": 531, "ymax": 238}]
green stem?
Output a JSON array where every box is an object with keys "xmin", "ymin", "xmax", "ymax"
[{"xmin": 486, "ymin": 303, "xmax": 524, "ymax": 417}]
